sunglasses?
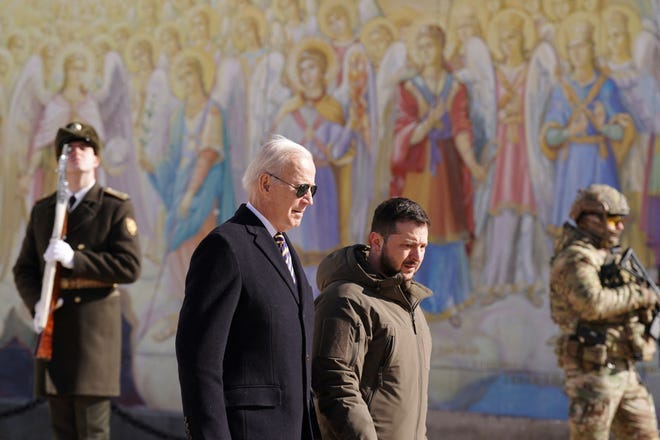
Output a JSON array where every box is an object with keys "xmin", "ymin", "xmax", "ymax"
[
  {"xmin": 606, "ymin": 215, "xmax": 625, "ymax": 227},
  {"xmin": 267, "ymin": 173, "xmax": 317, "ymax": 198}
]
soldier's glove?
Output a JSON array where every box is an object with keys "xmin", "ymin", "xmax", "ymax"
[
  {"xmin": 33, "ymin": 297, "xmax": 63, "ymax": 333},
  {"xmin": 637, "ymin": 285, "xmax": 659, "ymax": 309},
  {"xmin": 43, "ymin": 238, "xmax": 74, "ymax": 269}
]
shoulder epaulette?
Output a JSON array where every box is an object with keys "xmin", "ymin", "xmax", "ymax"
[{"xmin": 103, "ymin": 187, "xmax": 130, "ymax": 200}]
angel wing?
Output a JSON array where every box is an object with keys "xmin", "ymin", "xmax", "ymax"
[
  {"xmin": 6, "ymin": 55, "xmax": 51, "ymax": 178},
  {"xmin": 141, "ymin": 66, "xmax": 177, "ymax": 165},
  {"xmin": 95, "ymin": 51, "xmax": 152, "ymax": 239},
  {"xmin": 1, "ymin": 55, "xmax": 52, "ymax": 277},
  {"xmin": 332, "ymin": 43, "xmax": 380, "ymax": 242},
  {"xmin": 456, "ymin": 36, "xmax": 497, "ymax": 235},
  {"xmin": 247, "ymin": 50, "xmax": 290, "ymax": 165},
  {"xmin": 6, "ymin": 55, "xmax": 55, "ymax": 216},
  {"xmin": 212, "ymin": 56, "xmax": 248, "ymax": 202},
  {"xmin": 454, "ymin": 36, "xmax": 497, "ymax": 162},
  {"xmin": 373, "ymin": 41, "xmax": 407, "ymax": 204},
  {"xmin": 633, "ymin": 28, "xmax": 660, "ymax": 133},
  {"xmin": 524, "ymin": 41, "xmax": 558, "ymax": 228}
]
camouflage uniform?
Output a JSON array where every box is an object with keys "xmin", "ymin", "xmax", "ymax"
[{"xmin": 550, "ymin": 184, "xmax": 659, "ymax": 440}]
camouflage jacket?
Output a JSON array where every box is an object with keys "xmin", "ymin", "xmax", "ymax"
[{"xmin": 549, "ymin": 223, "xmax": 651, "ymax": 362}]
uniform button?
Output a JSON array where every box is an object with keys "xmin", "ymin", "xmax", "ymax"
[
  {"xmin": 306, "ymin": 354, "xmax": 310, "ymax": 362},
  {"xmin": 77, "ymin": 244, "xmax": 85, "ymax": 250},
  {"xmin": 74, "ymin": 297, "xmax": 81, "ymax": 303}
]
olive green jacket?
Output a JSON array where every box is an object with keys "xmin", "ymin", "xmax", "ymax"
[
  {"xmin": 312, "ymin": 245, "xmax": 432, "ymax": 440},
  {"xmin": 13, "ymin": 184, "xmax": 141, "ymax": 397}
]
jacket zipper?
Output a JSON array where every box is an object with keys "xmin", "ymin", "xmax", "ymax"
[
  {"xmin": 366, "ymin": 334, "xmax": 394, "ymax": 408},
  {"xmin": 413, "ymin": 306, "xmax": 423, "ymax": 440}
]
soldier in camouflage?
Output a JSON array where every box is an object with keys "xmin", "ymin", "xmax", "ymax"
[{"xmin": 550, "ymin": 184, "xmax": 659, "ymax": 439}]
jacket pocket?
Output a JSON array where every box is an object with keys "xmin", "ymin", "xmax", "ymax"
[
  {"xmin": 224, "ymin": 385, "xmax": 281, "ymax": 408},
  {"xmin": 365, "ymin": 334, "xmax": 395, "ymax": 408}
]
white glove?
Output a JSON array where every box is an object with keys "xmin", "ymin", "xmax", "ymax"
[
  {"xmin": 33, "ymin": 298, "xmax": 46, "ymax": 333},
  {"xmin": 43, "ymin": 238, "xmax": 74, "ymax": 269},
  {"xmin": 33, "ymin": 297, "xmax": 64, "ymax": 333}
]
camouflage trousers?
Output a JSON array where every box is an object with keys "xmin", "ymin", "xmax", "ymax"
[{"xmin": 564, "ymin": 362, "xmax": 659, "ymax": 439}]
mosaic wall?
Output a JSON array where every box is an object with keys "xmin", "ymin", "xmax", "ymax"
[{"xmin": 0, "ymin": 0, "xmax": 658, "ymax": 419}]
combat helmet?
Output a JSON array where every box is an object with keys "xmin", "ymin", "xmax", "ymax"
[
  {"xmin": 569, "ymin": 184, "xmax": 630, "ymax": 221},
  {"xmin": 569, "ymin": 184, "xmax": 629, "ymax": 248}
]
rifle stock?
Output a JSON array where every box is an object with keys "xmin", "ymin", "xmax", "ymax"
[{"xmin": 34, "ymin": 145, "xmax": 69, "ymax": 361}]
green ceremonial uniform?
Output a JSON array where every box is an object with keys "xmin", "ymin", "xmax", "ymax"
[{"xmin": 13, "ymin": 183, "xmax": 141, "ymax": 398}]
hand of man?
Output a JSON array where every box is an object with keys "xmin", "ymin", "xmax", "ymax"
[
  {"xmin": 33, "ymin": 297, "xmax": 64, "ymax": 333},
  {"xmin": 43, "ymin": 238, "xmax": 74, "ymax": 269},
  {"xmin": 638, "ymin": 286, "xmax": 659, "ymax": 309}
]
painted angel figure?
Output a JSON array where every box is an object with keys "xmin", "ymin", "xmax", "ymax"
[
  {"xmin": 363, "ymin": 15, "xmax": 406, "ymax": 210},
  {"xmin": 600, "ymin": 5, "xmax": 660, "ymax": 269},
  {"xmin": 211, "ymin": 4, "xmax": 273, "ymax": 203},
  {"xmin": 8, "ymin": 42, "xmax": 150, "ymax": 253},
  {"xmin": 390, "ymin": 22, "xmax": 486, "ymax": 327},
  {"xmin": 271, "ymin": 37, "xmax": 354, "ymax": 286},
  {"xmin": 126, "ymin": 33, "xmax": 177, "ymax": 262},
  {"xmin": 317, "ymin": 0, "xmax": 379, "ymax": 243},
  {"xmin": 445, "ymin": 2, "xmax": 487, "ymax": 73},
  {"xmin": 540, "ymin": 13, "xmax": 635, "ymax": 234},
  {"xmin": 267, "ymin": 0, "xmax": 317, "ymax": 53},
  {"xmin": 142, "ymin": 48, "xmax": 235, "ymax": 343},
  {"xmin": 470, "ymin": 8, "xmax": 552, "ymax": 308}
]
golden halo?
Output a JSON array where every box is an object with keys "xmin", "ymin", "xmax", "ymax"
[
  {"xmin": 360, "ymin": 16, "xmax": 399, "ymax": 62},
  {"xmin": 445, "ymin": 1, "xmax": 487, "ymax": 61},
  {"xmin": 384, "ymin": 6, "xmax": 422, "ymax": 30},
  {"xmin": 273, "ymin": 0, "xmax": 306, "ymax": 22},
  {"xmin": 601, "ymin": 4, "xmax": 641, "ymax": 50},
  {"xmin": 53, "ymin": 42, "xmax": 95, "ymax": 92},
  {"xmin": 486, "ymin": 8, "xmax": 537, "ymax": 62},
  {"xmin": 169, "ymin": 48, "xmax": 216, "ymax": 99},
  {"xmin": 406, "ymin": 16, "xmax": 447, "ymax": 69},
  {"xmin": 360, "ymin": 16, "xmax": 399, "ymax": 46},
  {"xmin": 542, "ymin": 0, "xmax": 575, "ymax": 23},
  {"xmin": 286, "ymin": 37, "xmax": 337, "ymax": 94},
  {"xmin": 125, "ymin": 33, "xmax": 156, "ymax": 73},
  {"xmin": 317, "ymin": 0, "xmax": 358, "ymax": 39},
  {"xmin": 155, "ymin": 22, "xmax": 183, "ymax": 55},
  {"xmin": 185, "ymin": 4, "xmax": 220, "ymax": 40},
  {"xmin": 555, "ymin": 11, "xmax": 601, "ymax": 61},
  {"xmin": 0, "ymin": 47, "xmax": 15, "ymax": 82},
  {"xmin": 232, "ymin": 5, "xmax": 267, "ymax": 52}
]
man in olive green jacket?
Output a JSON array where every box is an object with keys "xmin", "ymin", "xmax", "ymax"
[
  {"xmin": 13, "ymin": 122, "xmax": 141, "ymax": 440},
  {"xmin": 312, "ymin": 197, "xmax": 432, "ymax": 440}
]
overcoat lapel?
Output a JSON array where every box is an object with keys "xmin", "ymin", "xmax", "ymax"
[{"xmin": 236, "ymin": 205, "xmax": 300, "ymax": 304}]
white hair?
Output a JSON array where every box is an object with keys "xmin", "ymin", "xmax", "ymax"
[{"xmin": 242, "ymin": 134, "xmax": 312, "ymax": 196}]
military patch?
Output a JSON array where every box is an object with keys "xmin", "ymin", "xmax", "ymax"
[{"xmin": 126, "ymin": 217, "xmax": 138, "ymax": 236}]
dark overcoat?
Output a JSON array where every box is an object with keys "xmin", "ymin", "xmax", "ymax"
[
  {"xmin": 13, "ymin": 183, "xmax": 141, "ymax": 396},
  {"xmin": 176, "ymin": 204, "xmax": 315, "ymax": 439}
]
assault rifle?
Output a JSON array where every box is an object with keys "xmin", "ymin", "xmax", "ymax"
[
  {"xmin": 34, "ymin": 144, "xmax": 69, "ymax": 360},
  {"xmin": 620, "ymin": 247, "xmax": 660, "ymax": 340}
]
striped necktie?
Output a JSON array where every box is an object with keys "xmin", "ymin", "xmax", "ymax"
[{"xmin": 274, "ymin": 233, "xmax": 296, "ymax": 283}]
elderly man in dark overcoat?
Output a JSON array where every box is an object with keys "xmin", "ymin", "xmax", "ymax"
[{"xmin": 176, "ymin": 135, "xmax": 317, "ymax": 439}]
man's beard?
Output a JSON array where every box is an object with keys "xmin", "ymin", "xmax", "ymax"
[{"xmin": 379, "ymin": 248, "xmax": 409, "ymax": 278}]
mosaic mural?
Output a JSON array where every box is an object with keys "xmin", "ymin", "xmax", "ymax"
[{"xmin": 0, "ymin": 0, "xmax": 658, "ymax": 420}]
